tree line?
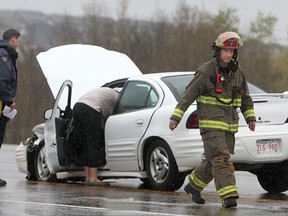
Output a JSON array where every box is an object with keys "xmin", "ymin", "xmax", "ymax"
[{"xmin": 5, "ymin": 1, "xmax": 288, "ymax": 143}]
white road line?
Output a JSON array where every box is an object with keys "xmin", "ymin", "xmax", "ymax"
[{"xmin": 0, "ymin": 199, "xmax": 189, "ymax": 216}]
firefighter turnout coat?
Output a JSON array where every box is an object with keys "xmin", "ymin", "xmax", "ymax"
[{"xmin": 170, "ymin": 58, "xmax": 256, "ymax": 133}]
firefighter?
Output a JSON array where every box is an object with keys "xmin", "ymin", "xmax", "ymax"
[{"xmin": 169, "ymin": 31, "xmax": 256, "ymax": 208}]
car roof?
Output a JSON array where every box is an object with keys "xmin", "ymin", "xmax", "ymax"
[
  {"xmin": 127, "ymin": 71, "xmax": 266, "ymax": 95},
  {"xmin": 127, "ymin": 71, "xmax": 195, "ymax": 81}
]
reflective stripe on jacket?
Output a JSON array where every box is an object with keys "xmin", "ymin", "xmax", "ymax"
[{"xmin": 170, "ymin": 58, "xmax": 256, "ymax": 133}]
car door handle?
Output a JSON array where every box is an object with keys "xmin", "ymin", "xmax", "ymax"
[{"xmin": 135, "ymin": 119, "xmax": 143, "ymax": 127}]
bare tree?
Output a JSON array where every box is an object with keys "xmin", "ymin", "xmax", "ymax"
[
  {"xmin": 250, "ymin": 12, "xmax": 277, "ymax": 43},
  {"xmin": 52, "ymin": 14, "xmax": 82, "ymax": 45},
  {"xmin": 115, "ymin": 0, "xmax": 133, "ymax": 55}
]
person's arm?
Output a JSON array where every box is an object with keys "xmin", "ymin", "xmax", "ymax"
[
  {"xmin": 169, "ymin": 70, "xmax": 207, "ymax": 130},
  {"xmin": 240, "ymin": 72, "xmax": 256, "ymax": 131},
  {"xmin": 0, "ymin": 53, "xmax": 13, "ymax": 106}
]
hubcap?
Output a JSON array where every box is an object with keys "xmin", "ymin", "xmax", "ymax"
[
  {"xmin": 37, "ymin": 148, "xmax": 50, "ymax": 180},
  {"xmin": 149, "ymin": 147, "xmax": 169, "ymax": 183}
]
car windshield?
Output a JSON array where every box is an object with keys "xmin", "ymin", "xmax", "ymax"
[{"xmin": 162, "ymin": 74, "xmax": 266, "ymax": 101}]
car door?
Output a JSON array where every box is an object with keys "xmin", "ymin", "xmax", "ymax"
[
  {"xmin": 44, "ymin": 80, "xmax": 72, "ymax": 172},
  {"xmin": 105, "ymin": 80, "xmax": 160, "ymax": 171}
]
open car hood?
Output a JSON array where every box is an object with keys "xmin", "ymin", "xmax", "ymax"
[{"xmin": 37, "ymin": 44, "xmax": 142, "ymax": 106}]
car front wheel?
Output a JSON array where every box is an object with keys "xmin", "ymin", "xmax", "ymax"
[
  {"xmin": 145, "ymin": 140, "xmax": 185, "ymax": 191},
  {"xmin": 35, "ymin": 143, "xmax": 57, "ymax": 181}
]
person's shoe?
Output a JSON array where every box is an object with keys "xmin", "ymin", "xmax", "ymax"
[
  {"xmin": 0, "ymin": 178, "xmax": 7, "ymax": 187},
  {"xmin": 222, "ymin": 197, "xmax": 237, "ymax": 208},
  {"xmin": 184, "ymin": 183, "xmax": 205, "ymax": 204}
]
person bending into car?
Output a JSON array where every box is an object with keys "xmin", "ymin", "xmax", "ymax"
[
  {"xmin": 0, "ymin": 29, "xmax": 21, "ymax": 187},
  {"xmin": 169, "ymin": 31, "xmax": 256, "ymax": 208},
  {"xmin": 73, "ymin": 87, "xmax": 119, "ymax": 186}
]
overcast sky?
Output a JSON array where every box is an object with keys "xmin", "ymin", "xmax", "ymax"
[{"xmin": 1, "ymin": 0, "xmax": 288, "ymax": 44}]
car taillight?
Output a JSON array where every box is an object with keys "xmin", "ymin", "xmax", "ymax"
[{"xmin": 186, "ymin": 111, "xmax": 199, "ymax": 129}]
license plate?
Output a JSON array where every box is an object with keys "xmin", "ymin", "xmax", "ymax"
[{"xmin": 256, "ymin": 139, "xmax": 280, "ymax": 155}]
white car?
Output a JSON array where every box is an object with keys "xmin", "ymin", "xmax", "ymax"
[{"xmin": 15, "ymin": 45, "xmax": 288, "ymax": 192}]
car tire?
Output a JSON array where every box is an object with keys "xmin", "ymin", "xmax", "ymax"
[
  {"xmin": 35, "ymin": 143, "xmax": 57, "ymax": 181},
  {"xmin": 145, "ymin": 140, "xmax": 185, "ymax": 191},
  {"xmin": 26, "ymin": 137, "xmax": 39, "ymax": 180},
  {"xmin": 139, "ymin": 177, "xmax": 151, "ymax": 186},
  {"xmin": 256, "ymin": 160, "xmax": 288, "ymax": 193}
]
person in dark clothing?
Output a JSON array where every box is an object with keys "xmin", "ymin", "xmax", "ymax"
[
  {"xmin": 73, "ymin": 87, "xmax": 119, "ymax": 186},
  {"xmin": 0, "ymin": 28, "xmax": 21, "ymax": 187}
]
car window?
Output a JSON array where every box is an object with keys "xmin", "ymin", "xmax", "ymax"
[
  {"xmin": 116, "ymin": 81, "xmax": 158, "ymax": 113},
  {"xmin": 247, "ymin": 83, "xmax": 266, "ymax": 94},
  {"xmin": 102, "ymin": 78, "xmax": 128, "ymax": 93},
  {"xmin": 162, "ymin": 74, "xmax": 194, "ymax": 101},
  {"xmin": 57, "ymin": 85, "xmax": 70, "ymax": 112}
]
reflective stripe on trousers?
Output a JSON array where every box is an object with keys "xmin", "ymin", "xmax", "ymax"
[
  {"xmin": 217, "ymin": 185, "xmax": 238, "ymax": 197},
  {"xmin": 189, "ymin": 170, "xmax": 208, "ymax": 189}
]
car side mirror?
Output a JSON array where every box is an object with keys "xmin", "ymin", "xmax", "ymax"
[
  {"xmin": 44, "ymin": 108, "xmax": 61, "ymax": 120},
  {"xmin": 44, "ymin": 109, "xmax": 52, "ymax": 119}
]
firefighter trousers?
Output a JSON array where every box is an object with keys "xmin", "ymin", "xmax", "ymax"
[{"xmin": 188, "ymin": 130, "xmax": 239, "ymax": 200}]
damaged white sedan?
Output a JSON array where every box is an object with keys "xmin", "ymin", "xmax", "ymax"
[{"xmin": 15, "ymin": 44, "xmax": 288, "ymax": 192}]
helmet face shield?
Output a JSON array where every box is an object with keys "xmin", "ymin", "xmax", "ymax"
[
  {"xmin": 221, "ymin": 38, "xmax": 239, "ymax": 49},
  {"xmin": 215, "ymin": 31, "xmax": 243, "ymax": 49}
]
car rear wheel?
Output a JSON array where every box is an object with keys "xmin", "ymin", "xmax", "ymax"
[
  {"xmin": 256, "ymin": 160, "xmax": 288, "ymax": 193},
  {"xmin": 35, "ymin": 143, "xmax": 57, "ymax": 181},
  {"xmin": 145, "ymin": 140, "xmax": 185, "ymax": 191}
]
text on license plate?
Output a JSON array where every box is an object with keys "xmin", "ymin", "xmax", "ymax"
[{"xmin": 256, "ymin": 139, "xmax": 280, "ymax": 155}]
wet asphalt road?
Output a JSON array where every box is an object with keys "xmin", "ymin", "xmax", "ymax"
[{"xmin": 1, "ymin": 144, "xmax": 288, "ymax": 216}]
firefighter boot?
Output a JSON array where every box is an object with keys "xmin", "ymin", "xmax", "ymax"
[
  {"xmin": 222, "ymin": 197, "xmax": 237, "ymax": 208},
  {"xmin": 0, "ymin": 178, "xmax": 7, "ymax": 187},
  {"xmin": 184, "ymin": 183, "xmax": 205, "ymax": 204}
]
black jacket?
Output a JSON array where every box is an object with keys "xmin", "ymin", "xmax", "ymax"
[{"xmin": 0, "ymin": 39, "xmax": 18, "ymax": 106}]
